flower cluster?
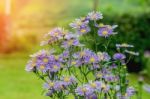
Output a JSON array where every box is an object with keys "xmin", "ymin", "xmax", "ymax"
[{"xmin": 26, "ymin": 11, "xmax": 145, "ymax": 99}]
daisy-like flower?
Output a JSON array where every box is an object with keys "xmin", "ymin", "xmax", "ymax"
[
  {"xmin": 97, "ymin": 52, "xmax": 111, "ymax": 62},
  {"xmin": 126, "ymin": 87, "xmax": 136, "ymax": 97},
  {"xmin": 86, "ymin": 94, "xmax": 98, "ymax": 99},
  {"xmin": 25, "ymin": 58, "xmax": 36, "ymax": 72},
  {"xmin": 113, "ymin": 53, "xmax": 126, "ymax": 60},
  {"xmin": 54, "ymin": 81, "xmax": 66, "ymax": 91},
  {"xmin": 75, "ymin": 85, "xmax": 94, "ymax": 96},
  {"xmin": 49, "ymin": 62, "xmax": 61, "ymax": 72},
  {"xmin": 36, "ymin": 64, "xmax": 47, "ymax": 73},
  {"xmin": 98, "ymin": 25, "xmax": 114, "ymax": 37},
  {"xmin": 77, "ymin": 26, "xmax": 90, "ymax": 35},
  {"xmin": 103, "ymin": 74, "xmax": 118, "ymax": 82},
  {"xmin": 87, "ymin": 11, "xmax": 103, "ymax": 21},
  {"xmin": 125, "ymin": 50, "xmax": 139, "ymax": 56},
  {"xmin": 85, "ymin": 54, "xmax": 99, "ymax": 64},
  {"xmin": 143, "ymin": 84, "xmax": 150, "ymax": 93},
  {"xmin": 61, "ymin": 34, "xmax": 80, "ymax": 48},
  {"xmin": 73, "ymin": 49, "xmax": 99, "ymax": 67},
  {"xmin": 60, "ymin": 76, "xmax": 76, "ymax": 86},
  {"xmin": 89, "ymin": 81, "xmax": 102, "ymax": 91},
  {"xmin": 116, "ymin": 43, "xmax": 134, "ymax": 48},
  {"xmin": 41, "ymin": 27, "xmax": 67, "ymax": 45},
  {"xmin": 69, "ymin": 18, "xmax": 89, "ymax": 29},
  {"xmin": 43, "ymin": 80, "xmax": 55, "ymax": 89}
]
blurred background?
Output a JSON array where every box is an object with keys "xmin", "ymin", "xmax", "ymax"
[{"xmin": 0, "ymin": 0, "xmax": 150, "ymax": 99}]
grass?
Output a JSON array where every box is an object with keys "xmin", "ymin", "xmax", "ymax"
[{"xmin": 0, "ymin": 53, "xmax": 150, "ymax": 99}]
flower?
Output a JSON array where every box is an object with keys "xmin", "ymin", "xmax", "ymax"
[
  {"xmin": 116, "ymin": 43, "xmax": 134, "ymax": 48},
  {"xmin": 98, "ymin": 25, "xmax": 114, "ymax": 37},
  {"xmin": 60, "ymin": 76, "xmax": 76, "ymax": 86},
  {"xmin": 126, "ymin": 87, "xmax": 136, "ymax": 96},
  {"xmin": 62, "ymin": 34, "xmax": 80, "ymax": 48},
  {"xmin": 87, "ymin": 11, "xmax": 103, "ymax": 20},
  {"xmin": 25, "ymin": 58, "xmax": 36, "ymax": 72},
  {"xmin": 125, "ymin": 50, "xmax": 139, "ymax": 56},
  {"xmin": 77, "ymin": 26, "xmax": 90, "ymax": 35},
  {"xmin": 89, "ymin": 81, "xmax": 102, "ymax": 90},
  {"xmin": 97, "ymin": 52, "xmax": 111, "ymax": 61},
  {"xmin": 40, "ymin": 27, "xmax": 67, "ymax": 45},
  {"xmin": 86, "ymin": 94, "xmax": 98, "ymax": 99},
  {"xmin": 113, "ymin": 53, "xmax": 126, "ymax": 60},
  {"xmin": 54, "ymin": 81, "xmax": 66, "ymax": 91},
  {"xmin": 47, "ymin": 62, "xmax": 61, "ymax": 72},
  {"xmin": 143, "ymin": 84, "xmax": 150, "ymax": 93},
  {"xmin": 103, "ymin": 74, "xmax": 118, "ymax": 82},
  {"xmin": 43, "ymin": 80, "xmax": 55, "ymax": 89},
  {"xmin": 70, "ymin": 18, "xmax": 89, "ymax": 29},
  {"xmin": 75, "ymin": 85, "xmax": 94, "ymax": 96}
]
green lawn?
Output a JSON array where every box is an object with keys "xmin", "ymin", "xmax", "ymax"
[{"xmin": 0, "ymin": 53, "xmax": 150, "ymax": 99}]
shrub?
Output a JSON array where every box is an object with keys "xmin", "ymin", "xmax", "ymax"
[{"xmin": 25, "ymin": 11, "xmax": 149, "ymax": 99}]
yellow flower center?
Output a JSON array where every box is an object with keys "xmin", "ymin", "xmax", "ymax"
[
  {"xmin": 31, "ymin": 63, "xmax": 36, "ymax": 67},
  {"xmin": 91, "ymin": 83, "xmax": 96, "ymax": 88},
  {"xmin": 43, "ymin": 58, "xmax": 48, "ymax": 63},
  {"xmin": 68, "ymin": 40, "xmax": 73, "ymax": 45},
  {"xmin": 90, "ymin": 57, "xmax": 95, "ymax": 62},
  {"xmin": 102, "ymin": 84, "xmax": 106, "ymax": 89},
  {"xmin": 71, "ymin": 61, "xmax": 76, "ymax": 65},
  {"xmin": 64, "ymin": 77, "xmax": 70, "ymax": 82},
  {"xmin": 53, "ymin": 65, "xmax": 58, "ymax": 69},
  {"xmin": 96, "ymin": 74, "xmax": 102, "ymax": 78},
  {"xmin": 55, "ymin": 56, "xmax": 59, "ymax": 60},
  {"xmin": 77, "ymin": 21, "xmax": 82, "ymax": 26},
  {"xmin": 54, "ymin": 32, "xmax": 59, "ymax": 36},
  {"xmin": 80, "ymin": 52, "xmax": 85, "ymax": 57},
  {"xmin": 49, "ymin": 82, "xmax": 54, "ymax": 87},
  {"xmin": 122, "ymin": 43, "xmax": 128, "ymax": 47},
  {"xmin": 82, "ymin": 88, "xmax": 87, "ymax": 92},
  {"xmin": 40, "ymin": 65, "xmax": 45, "ymax": 70},
  {"xmin": 80, "ymin": 29, "xmax": 86, "ymax": 33},
  {"xmin": 99, "ymin": 23, "xmax": 104, "ymax": 27},
  {"xmin": 102, "ymin": 31, "xmax": 108, "ymax": 36}
]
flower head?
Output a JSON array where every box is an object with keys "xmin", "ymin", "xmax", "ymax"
[
  {"xmin": 75, "ymin": 85, "xmax": 94, "ymax": 96},
  {"xmin": 113, "ymin": 53, "xmax": 126, "ymax": 60},
  {"xmin": 87, "ymin": 11, "xmax": 103, "ymax": 20},
  {"xmin": 98, "ymin": 25, "xmax": 114, "ymax": 37},
  {"xmin": 70, "ymin": 18, "xmax": 89, "ymax": 29}
]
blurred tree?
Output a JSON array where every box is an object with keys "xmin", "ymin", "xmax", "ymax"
[{"xmin": 93, "ymin": 0, "xmax": 99, "ymax": 11}]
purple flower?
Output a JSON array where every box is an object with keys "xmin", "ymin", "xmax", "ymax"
[
  {"xmin": 62, "ymin": 34, "xmax": 80, "ymax": 48},
  {"xmin": 113, "ymin": 53, "xmax": 126, "ymax": 60},
  {"xmin": 86, "ymin": 94, "xmax": 98, "ymax": 99},
  {"xmin": 98, "ymin": 26, "xmax": 113, "ymax": 37},
  {"xmin": 143, "ymin": 84, "xmax": 150, "ymax": 93},
  {"xmin": 97, "ymin": 52, "xmax": 111, "ymax": 62},
  {"xmin": 60, "ymin": 76, "xmax": 76, "ymax": 86},
  {"xmin": 89, "ymin": 81, "xmax": 102, "ymax": 90},
  {"xmin": 69, "ymin": 18, "xmax": 89, "ymax": 29},
  {"xmin": 87, "ymin": 11, "xmax": 103, "ymax": 20},
  {"xmin": 103, "ymin": 74, "xmax": 118, "ymax": 82},
  {"xmin": 48, "ymin": 62, "xmax": 61, "ymax": 72},
  {"xmin": 116, "ymin": 43, "xmax": 134, "ymax": 48},
  {"xmin": 43, "ymin": 80, "xmax": 55, "ymax": 89},
  {"xmin": 73, "ymin": 49, "xmax": 99, "ymax": 67},
  {"xmin": 75, "ymin": 85, "xmax": 94, "ymax": 96},
  {"xmin": 77, "ymin": 26, "xmax": 90, "ymax": 35},
  {"xmin": 41, "ymin": 27, "xmax": 67, "ymax": 45},
  {"xmin": 25, "ymin": 59, "xmax": 36, "ymax": 72},
  {"xmin": 126, "ymin": 87, "xmax": 136, "ymax": 96},
  {"xmin": 54, "ymin": 81, "xmax": 66, "ymax": 91},
  {"xmin": 125, "ymin": 50, "xmax": 139, "ymax": 56}
]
